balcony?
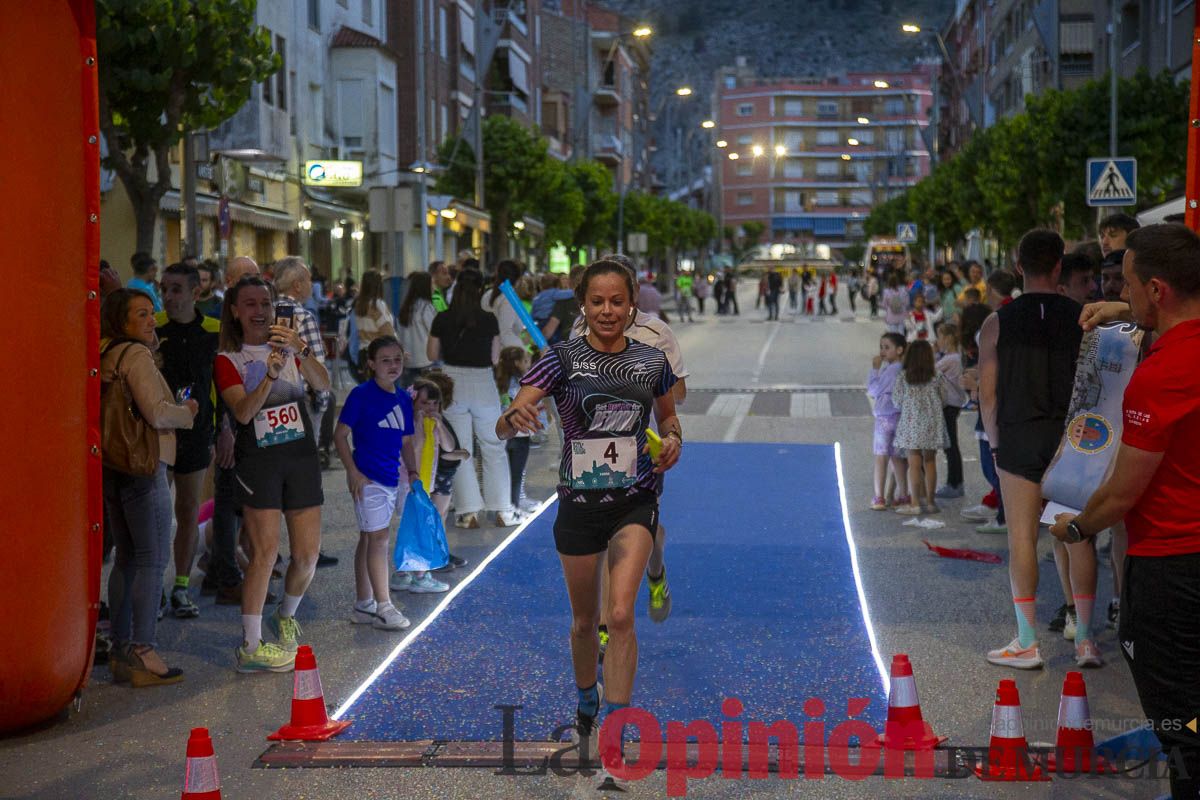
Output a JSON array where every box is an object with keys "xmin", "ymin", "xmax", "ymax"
[
  {"xmin": 209, "ymin": 100, "xmax": 290, "ymax": 163},
  {"xmin": 592, "ymin": 133, "xmax": 623, "ymax": 165}
]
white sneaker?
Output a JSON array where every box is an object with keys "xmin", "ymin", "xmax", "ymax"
[
  {"xmin": 373, "ymin": 602, "xmax": 411, "ymax": 631},
  {"xmin": 455, "ymin": 512, "xmax": 480, "ymax": 529},
  {"xmin": 496, "ymin": 509, "xmax": 528, "ymax": 527},
  {"xmin": 351, "ymin": 602, "xmax": 379, "ymax": 624},
  {"xmin": 985, "ymin": 637, "xmax": 1045, "ymax": 669},
  {"xmin": 519, "ymin": 498, "xmax": 541, "ymax": 514},
  {"xmin": 1063, "ymin": 608, "xmax": 1078, "ymax": 641},
  {"xmin": 389, "ymin": 572, "xmax": 413, "ymax": 591},
  {"xmin": 409, "ymin": 574, "xmax": 450, "ymax": 593},
  {"xmin": 961, "ymin": 504, "xmax": 993, "ymax": 522}
]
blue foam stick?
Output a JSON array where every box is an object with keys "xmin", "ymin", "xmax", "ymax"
[{"xmin": 499, "ymin": 279, "xmax": 548, "ymax": 349}]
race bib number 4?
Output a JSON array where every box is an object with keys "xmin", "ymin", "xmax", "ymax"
[
  {"xmin": 570, "ymin": 436, "xmax": 637, "ymax": 490},
  {"xmin": 253, "ymin": 402, "xmax": 306, "ymax": 448}
]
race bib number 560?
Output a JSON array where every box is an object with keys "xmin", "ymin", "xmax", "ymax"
[
  {"xmin": 253, "ymin": 402, "xmax": 306, "ymax": 448},
  {"xmin": 570, "ymin": 436, "xmax": 637, "ymax": 490}
]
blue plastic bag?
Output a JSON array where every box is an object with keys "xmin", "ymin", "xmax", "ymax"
[{"xmin": 393, "ymin": 480, "xmax": 450, "ymax": 572}]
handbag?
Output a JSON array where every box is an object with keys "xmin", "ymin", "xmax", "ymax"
[{"xmin": 100, "ymin": 342, "xmax": 160, "ymax": 476}]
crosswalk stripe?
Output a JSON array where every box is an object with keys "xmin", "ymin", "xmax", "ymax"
[
  {"xmin": 709, "ymin": 393, "xmax": 754, "ymax": 417},
  {"xmin": 789, "ymin": 392, "xmax": 832, "ymax": 418}
]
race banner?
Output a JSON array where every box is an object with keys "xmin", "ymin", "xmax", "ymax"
[{"xmin": 1040, "ymin": 322, "xmax": 1144, "ymax": 522}]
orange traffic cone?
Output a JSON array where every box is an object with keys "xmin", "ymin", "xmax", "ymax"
[
  {"xmin": 975, "ymin": 679, "xmax": 1049, "ymax": 781},
  {"xmin": 181, "ymin": 727, "xmax": 222, "ymax": 800},
  {"xmin": 1045, "ymin": 671, "xmax": 1114, "ymax": 774},
  {"xmin": 874, "ymin": 654, "xmax": 946, "ymax": 749},
  {"xmin": 268, "ymin": 645, "xmax": 352, "ymax": 741}
]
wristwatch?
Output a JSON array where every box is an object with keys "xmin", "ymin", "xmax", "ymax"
[
  {"xmin": 1064, "ymin": 519, "xmax": 1087, "ymax": 543},
  {"xmin": 299, "ymin": 344, "xmax": 312, "ymax": 360}
]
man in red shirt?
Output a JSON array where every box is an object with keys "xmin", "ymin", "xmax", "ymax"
[{"xmin": 1052, "ymin": 223, "xmax": 1200, "ymax": 798}]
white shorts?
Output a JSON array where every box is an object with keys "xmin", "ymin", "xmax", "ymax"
[{"xmin": 353, "ymin": 481, "xmax": 408, "ymax": 533}]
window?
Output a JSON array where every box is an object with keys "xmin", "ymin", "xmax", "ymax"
[
  {"xmin": 783, "ymin": 99, "xmax": 804, "ymax": 116},
  {"xmin": 816, "ymin": 160, "xmax": 840, "ymax": 177},
  {"xmin": 817, "ymin": 101, "xmax": 838, "ymax": 117},
  {"xmin": 850, "ymin": 190, "xmax": 873, "ymax": 206},
  {"xmin": 338, "ymin": 79, "xmax": 365, "ymax": 150},
  {"xmin": 261, "ymin": 29, "xmax": 273, "ymax": 105},
  {"xmin": 380, "ymin": 85, "xmax": 396, "ymax": 156},
  {"xmin": 310, "ymin": 85, "xmax": 323, "ymax": 143},
  {"xmin": 441, "ymin": 104, "xmax": 449, "ymax": 142},
  {"xmin": 815, "ymin": 191, "xmax": 839, "ymax": 206},
  {"xmin": 724, "ymin": 76, "xmax": 737, "ymax": 89},
  {"xmin": 737, "ymin": 103, "xmax": 754, "ymax": 117},
  {"xmin": 815, "ymin": 130, "xmax": 838, "ymax": 145},
  {"xmin": 275, "ymin": 35, "xmax": 287, "ymax": 111},
  {"xmin": 737, "ymin": 134, "xmax": 753, "ymax": 145},
  {"xmin": 736, "ymin": 162, "xmax": 753, "ymax": 176},
  {"xmin": 362, "ymin": 0, "xmax": 373, "ymax": 26},
  {"xmin": 308, "ymin": 0, "xmax": 320, "ymax": 30},
  {"xmin": 884, "ymin": 98, "xmax": 904, "ymax": 115},
  {"xmin": 737, "ymin": 191, "xmax": 754, "ymax": 206},
  {"xmin": 782, "ymin": 160, "xmax": 804, "ymax": 178},
  {"xmin": 886, "ymin": 129, "xmax": 906, "ymax": 151},
  {"xmin": 1121, "ymin": 1, "xmax": 1141, "ymax": 50},
  {"xmin": 784, "ymin": 190, "xmax": 804, "ymax": 210},
  {"xmin": 439, "ymin": 7, "xmax": 448, "ymax": 58},
  {"xmin": 855, "ymin": 130, "xmax": 874, "ymax": 145},
  {"xmin": 783, "ymin": 131, "xmax": 804, "ymax": 149},
  {"xmin": 854, "ymin": 161, "xmax": 872, "ymax": 181}
]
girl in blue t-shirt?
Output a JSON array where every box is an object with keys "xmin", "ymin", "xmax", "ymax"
[{"xmin": 333, "ymin": 336, "xmax": 422, "ymax": 632}]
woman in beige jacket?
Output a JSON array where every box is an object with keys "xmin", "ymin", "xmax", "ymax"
[{"xmin": 100, "ymin": 288, "xmax": 198, "ymax": 687}]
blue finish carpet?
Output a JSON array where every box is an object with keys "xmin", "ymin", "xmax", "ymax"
[{"xmin": 339, "ymin": 443, "xmax": 887, "ymax": 741}]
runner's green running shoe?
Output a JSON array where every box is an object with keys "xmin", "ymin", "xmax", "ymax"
[
  {"xmin": 235, "ymin": 640, "xmax": 295, "ymax": 673},
  {"xmin": 269, "ymin": 609, "xmax": 302, "ymax": 652},
  {"xmin": 598, "ymin": 627, "xmax": 609, "ymax": 664},
  {"xmin": 647, "ymin": 569, "xmax": 672, "ymax": 623}
]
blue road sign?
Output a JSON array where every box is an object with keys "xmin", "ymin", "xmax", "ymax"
[
  {"xmin": 896, "ymin": 222, "xmax": 918, "ymax": 243},
  {"xmin": 1087, "ymin": 158, "xmax": 1136, "ymax": 207}
]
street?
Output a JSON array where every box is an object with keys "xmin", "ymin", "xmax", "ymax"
[{"xmin": 0, "ymin": 284, "xmax": 1165, "ymax": 799}]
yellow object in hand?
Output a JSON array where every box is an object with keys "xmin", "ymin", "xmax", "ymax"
[
  {"xmin": 419, "ymin": 416, "xmax": 437, "ymax": 487},
  {"xmin": 646, "ymin": 428, "xmax": 663, "ymax": 461}
]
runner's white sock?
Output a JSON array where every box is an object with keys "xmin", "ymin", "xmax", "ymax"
[
  {"xmin": 355, "ymin": 599, "xmax": 377, "ymax": 612},
  {"xmin": 280, "ymin": 593, "xmax": 303, "ymax": 618},
  {"xmin": 242, "ymin": 615, "xmax": 262, "ymax": 651}
]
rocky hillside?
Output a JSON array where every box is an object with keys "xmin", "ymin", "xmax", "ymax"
[{"xmin": 603, "ymin": 0, "xmax": 956, "ymax": 187}]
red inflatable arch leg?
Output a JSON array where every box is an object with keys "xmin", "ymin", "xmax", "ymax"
[{"xmin": 0, "ymin": 0, "xmax": 101, "ymax": 733}]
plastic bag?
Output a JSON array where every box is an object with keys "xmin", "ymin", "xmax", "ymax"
[{"xmin": 393, "ymin": 480, "xmax": 449, "ymax": 572}]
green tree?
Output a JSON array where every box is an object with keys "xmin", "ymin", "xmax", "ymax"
[
  {"xmin": 723, "ymin": 220, "xmax": 765, "ymax": 264},
  {"xmin": 97, "ymin": 0, "xmax": 279, "ymax": 254},
  {"xmin": 567, "ymin": 160, "xmax": 617, "ymax": 259}
]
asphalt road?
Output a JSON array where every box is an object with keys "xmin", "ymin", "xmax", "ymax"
[{"xmin": 0, "ymin": 284, "xmax": 1167, "ymax": 799}]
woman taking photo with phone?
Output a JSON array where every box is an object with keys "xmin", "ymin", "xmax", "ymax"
[{"xmin": 214, "ymin": 276, "xmax": 330, "ymax": 673}]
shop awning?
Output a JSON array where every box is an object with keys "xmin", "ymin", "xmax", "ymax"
[
  {"xmin": 160, "ymin": 191, "xmax": 296, "ymax": 231},
  {"xmin": 303, "ymin": 188, "xmax": 367, "ymax": 224},
  {"xmin": 449, "ymin": 199, "xmax": 491, "ymax": 233}
]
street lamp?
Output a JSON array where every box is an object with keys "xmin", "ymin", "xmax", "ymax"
[
  {"xmin": 701, "ymin": 120, "xmax": 715, "ymax": 129},
  {"xmin": 716, "ymin": 139, "xmax": 728, "ymax": 148},
  {"xmin": 901, "ymin": 23, "xmax": 922, "ymax": 33},
  {"xmin": 847, "ymin": 138, "xmax": 860, "ymax": 146},
  {"xmin": 728, "ymin": 152, "xmax": 739, "ymax": 160},
  {"xmin": 774, "ymin": 144, "xmax": 787, "ymax": 157},
  {"xmin": 675, "ymin": 86, "xmax": 693, "ymax": 96},
  {"xmin": 632, "ymin": 25, "xmax": 652, "ymax": 38},
  {"xmin": 874, "ymin": 80, "xmax": 890, "ymax": 89},
  {"xmin": 840, "ymin": 154, "xmax": 852, "ymax": 161},
  {"xmin": 751, "ymin": 144, "xmax": 764, "ymax": 157},
  {"xmin": 857, "ymin": 116, "xmax": 870, "ymax": 124}
]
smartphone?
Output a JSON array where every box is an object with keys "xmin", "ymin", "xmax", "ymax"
[
  {"xmin": 274, "ymin": 303, "xmax": 294, "ymax": 330},
  {"xmin": 645, "ymin": 428, "xmax": 663, "ymax": 460},
  {"xmin": 175, "ymin": 385, "xmax": 192, "ymax": 403}
]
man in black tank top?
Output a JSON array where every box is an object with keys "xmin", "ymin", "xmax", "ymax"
[{"xmin": 979, "ymin": 230, "xmax": 1091, "ymax": 670}]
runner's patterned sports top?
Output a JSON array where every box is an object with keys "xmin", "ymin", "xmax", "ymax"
[{"xmin": 522, "ymin": 336, "xmax": 676, "ymax": 503}]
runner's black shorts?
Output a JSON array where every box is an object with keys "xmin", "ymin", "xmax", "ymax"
[
  {"xmin": 170, "ymin": 441, "xmax": 213, "ymax": 476},
  {"xmin": 553, "ymin": 491, "xmax": 658, "ymax": 556},
  {"xmin": 233, "ymin": 452, "xmax": 324, "ymax": 511},
  {"xmin": 996, "ymin": 421, "xmax": 1062, "ymax": 483}
]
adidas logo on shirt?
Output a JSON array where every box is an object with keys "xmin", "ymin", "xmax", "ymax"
[{"xmin": 377, "ymin": 406, "xmax": 409, "ymax": 431}]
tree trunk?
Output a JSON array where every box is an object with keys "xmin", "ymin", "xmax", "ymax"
[{"xmin": 490, "ymin": 208, "xmax": 511, "ymax": 267}]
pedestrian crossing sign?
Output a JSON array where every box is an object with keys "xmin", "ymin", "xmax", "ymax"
[
  {"xmin": 1087, "ymin": 158, "xmax": 1137, "ymax": 207},
  {"xmin": 896, "ymin": 222, "xmax": 918, "ymax": 243}
]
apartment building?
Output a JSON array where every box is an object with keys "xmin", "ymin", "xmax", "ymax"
[{"xmin": 715, "ymin": 64, "xmax": 932, "ymax": 248}]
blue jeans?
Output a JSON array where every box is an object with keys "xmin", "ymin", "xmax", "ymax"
[
  {"xmin": 104, "ymin": 463, "xmax": 172, "ymax": 647},
  {"xmin": 977, "ymin": 433, "xmax": 1006, "ymax": 524}
]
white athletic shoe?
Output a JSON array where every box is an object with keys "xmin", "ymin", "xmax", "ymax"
[
  {"xmin": 351, "ymin": 602, "xmax": 379, "ymax": 625},
  {"xmin": 373, "ymin": 602, "xmax": 411, "ymax": 631},
  {"xmin": 389, "ymin": 572, "xmax": 413, "ymax": 592},
  {"xmin": 961, "ymin": 504, "xmax": 993, "ymax": 522},
  {"xmin": 986, "ymin": 637, "xmax": 1045, "ymax": 670},
  {"xmin": 409, "ymin": 574, "xmax": 450, "ymax": 593},
  {"xmin": 496, "ymin": 510, "xmax": 528, "ymax": 527}
]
